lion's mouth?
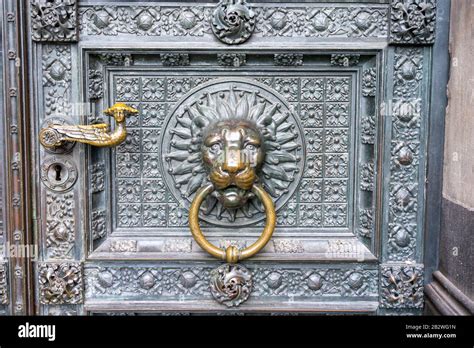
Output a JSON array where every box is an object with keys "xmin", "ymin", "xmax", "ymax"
[
  {"xmin": 216, "ymin": 185, "xmax": 251, "ymax": 209},
  {"xmin": 209, "ymin": 165, "xmax": 256, "ymax": 191}
]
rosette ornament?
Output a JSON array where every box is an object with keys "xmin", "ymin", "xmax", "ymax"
[{"xmin": 211, "ymin": 0, "xmax": 256, "ymax": 45}]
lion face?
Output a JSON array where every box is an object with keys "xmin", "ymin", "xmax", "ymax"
[{"xmin": 202, "ymin": 119, "xmax": 265, "ymax": 209}]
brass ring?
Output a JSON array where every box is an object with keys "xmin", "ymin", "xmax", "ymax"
[{"xmin": 189, "ymin": 183, "xmax": 276, "ymax": 263}]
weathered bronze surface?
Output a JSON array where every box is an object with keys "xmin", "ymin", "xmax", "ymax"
[
  {"xmin": 203, "ymin": 119, "xmax": 264, "ymax": 209},
  {"xmin": 39, "ymin": 102, "xmax": 138, "ymax": 149},
  {"xmin": 0, "ymin": 0, "xmax": 446, "ymax": 316}
]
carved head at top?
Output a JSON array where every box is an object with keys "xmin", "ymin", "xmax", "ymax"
[{"xmin": 104, "ymin": 102, "xmax": 139, "ymax": 123}]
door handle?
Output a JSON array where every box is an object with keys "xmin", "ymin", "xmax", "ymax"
[{"xmin": 39, "ymin": 102, "xmax": 138, "ymax": 149}]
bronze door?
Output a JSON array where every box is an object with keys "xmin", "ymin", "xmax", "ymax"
[{"xmin": 0, "ymin": 0, "xmax": 439, "ymax": 315}]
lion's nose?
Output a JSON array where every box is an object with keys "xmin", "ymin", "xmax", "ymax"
[{"xmin": 222, "ymin": 148, "xmax": 245, "ymax": 174}]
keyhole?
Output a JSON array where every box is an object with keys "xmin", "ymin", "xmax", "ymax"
[{"xmin": 54, "ymin": 164, "xmax": 62, "ymax": 181}]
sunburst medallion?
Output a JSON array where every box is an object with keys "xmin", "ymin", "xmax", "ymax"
[{"xmin": 161, "ymin": 78, "xmax": 305, "ymax": 226}]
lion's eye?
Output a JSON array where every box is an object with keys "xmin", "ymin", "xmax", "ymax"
[
  {"xmin": 244, "ymin": 144, "xmax": 257, "ymax": 151},
  {"xmin": 210, "ymin": 143, "xmax": 222, "ymax": 154}
]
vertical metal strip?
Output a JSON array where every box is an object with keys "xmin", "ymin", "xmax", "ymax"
[{"xmin": 2, "ymin": 0, "xmax": 34, "ymax": 315}]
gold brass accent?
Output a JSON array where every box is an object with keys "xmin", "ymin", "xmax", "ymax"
[
  {"xmin": 189, "ymin": 183, "xmax": 276, "ymax": 263},
  {"xmin": 39, "ymin": 102, "xmax": 138, "ymax": 149}
]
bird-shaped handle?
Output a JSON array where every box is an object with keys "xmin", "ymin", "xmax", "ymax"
[{"xmin": 39, "ymin": 103, "xmax": 138, "ymax": 149}]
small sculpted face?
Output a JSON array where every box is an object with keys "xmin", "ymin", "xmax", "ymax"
[
  {"xmin": 115, "ymin": 111, "xmax": 125, "ymax": 123},
  {"xmin": 202, "ymin": 119, "xmax": 265, "ymax": 209}
]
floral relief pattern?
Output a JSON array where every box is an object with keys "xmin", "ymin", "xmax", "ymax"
[
  {"xmin": 323, "ymin": 204, "xmax": 347, "ymax": 227},
  {"xmin": 46, "ymin": 192, "xmax": 75, "ymax": 259},
  {"xmin": 325, "ymin": 129, "xmax": 349, "ymax": 153},
  {"xmin": 84, "ymin": 265, "xmax": 378, "ymax": 300},
  {"xmin": 390, "ymin": 0, "xmax": 436, "ymax": 44},
  {"xmin": 299, "ymin": 204, "xmax": 322, "ymax": 226},
  {"xmin": 326, "ymin": 77, "xmax": 350, "ymax": 102},
  {"xmin": 325, "ymin": 154, "xmax": 348, "ymax": 178},
  {"xmin": 142, "ymin": 179, "xmax": 167, "ymax": 203},
  {"xmin": 117, "ymin": 179, "xmax": 141, "ymax": 203},
  {"xmin": 142, "ymin": 204, "xmax": 167, "ymax": 227},
  {"xmin": 326, "ymin": 104, "xmax": 349, "ymax": 127},
  {"xmin": 300, "ymin": 179, "xmax": 322, "ymax": 203},
  {"xmin": 116, "ymin": 153, "xmax": 140, "ymax": 177},
  {"xmin": 38, "ymin": 263, "xmax": 83, "ymax": 304},
  {"xmin": 79, "ymin": 5, "xmax": 388, "ymax": 39},
  {"xmin": 142, "ymin": 154, "xmax": 161, "ymax": 178},
  {"xmin": 110, "ymin": 74, "xmax": 353, "ymax": 229},
  {"xmin": 274, "ymin": 78, "xmax": 299, "ymax": 102},
  {"xmin": 167, "ymin": 78, "xmax": 192, "ymax": 101},
  {"xmin": 304, "ymin": 154, "xmax": 323, "ymax": 178},
  {"xmin": 31, "ymin": 0, "xmax": 78, "ymax": 42},
  {"xmin": 300, "ymin": 104, "xmax": 323, "ymax": 127},
  {"xmin": 115, "ymin": 77, "xmax": 140, "ymax": 101},
  {"xmin": 142, "ymin": 78, "xmax": 165, "ymax": 101},
  {"xmin": 304, "ymin": 129, "xmax": 323, "ymax": 152},
  {"xmin": 42, "ymin": 45, "xmax": 72, "ymax": 117},
  {"xmin": 91, "ymin": 210, "xmax": 106, "ymax": 240},
  {"xmin": 142, "ymin": 129, "xmax": 160, "ymax": 153},
  {"xmin": 141, "ymin": 103, "xmax": 167, "ymax": 127},
  {"xmin": 277, "ymin": 200, "xmax": 297, "ymax": 226},
  {"xmin": 117, "ymin": 204, "xmax": 141, "ymax": 227},
  {"xmin": 117, "ymin": 129, "xmax": 140, "ymax": 153},
  {"xmin": 380, "ymin": 265, "xmax": 424, "ymax": 308},
  {"xmin": 0, "ymin": 263, "xmax": 8, "ymax": 305},
  {"xmin": 385, "ymin": 47, "xmax": 425, "ymax": 262},
  {"xmin": 301, "ymin": 78, "xmax": 324, "ymax": 102},
  {"xmin": 323, "ymin": 180, "xmax": 348, "ymax": 203}
]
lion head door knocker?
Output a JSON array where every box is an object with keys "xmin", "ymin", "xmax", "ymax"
[
  {"xmin": 162, "ymin": 79, "xmax": 305, "ymax": 306},
  {"xmin": 211, "ymin": 0, "xmax": 256, "ymax": 45}
]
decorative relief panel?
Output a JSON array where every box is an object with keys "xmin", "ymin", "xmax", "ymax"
[
  {"xmin": 45, "ymin": 192, "xmax": 75, "ymax": 259},
  {"xmin": 110, "ymin": 72, "xmax": 355, "ymax": 230},
  {"xmin": 386, "ymin": 46, "xmax": 424, "ymax": 262},
  {"xmin": 356, "ymin": 59, "xmax": 378, "ymax": 247},
  {"xmin": 0, "ymin": 263, "xmax": 8, "ymax": 305},
  {"xmin": 217, "ymin": 53, "xmax": 246, "ymax": 67},
  {"xmin": 389, "ymin": 0, "xmax": 436, "ymax": 44},
  {"xmin": 362, "ymin": 68, "xmax": 377, "ymax": 97},
  {"xmin": 211, "ymin": 0, "xmax": 256, "ymax": 44},
  {"xmin": 38, "ymin": 262, "xmax": 83, "ymax": 304},
  {"xmin": 90, "ymin": 163, "xmax": 105, "ymax": 193},
  {"xmin": 78, "ymin": 4, "xmax": 389, "ymax": 40},
  {"xmin": 380, "ymin": 264, "xmax": 423, "ymax": 308},
  {"xmin": 91, "ymin": 210, "xmax": 106, "ymax": 241},
  {"xmin": 274, "ymin": 54, "xmax": 303, "ymax": 67},
  {"xmin": 42, "ymin": 45, "xmax": 72, "ymax": 117},
  {"xmin": 331, "ymin": 54, "xmax": 360, "ymax": 67},
  {"xmin": 109, "ymin": 240, "xmax": 137, "ymax": 253},
  {"xmin": 31, "ymin": 0, "xmax": 78, "ymax": 42},
  {"xmin": 85, "ymin": 265, "xmax": 378, "ymax": 299},
  {"xmin": 161, "ymin": 53, "xmax": 190, "ymax": 67},
  {"xmin": 253, "ymin": 267, "xmax": 377, "ymax": 297}
]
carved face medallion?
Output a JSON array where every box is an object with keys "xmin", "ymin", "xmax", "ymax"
[
  {"xmin": 202, "ymin": 119, "xmax": 264, "ymax": 209},
  {"xmin": 162, "ymin": 79, "xmax": 305, "ymax": 225}
]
